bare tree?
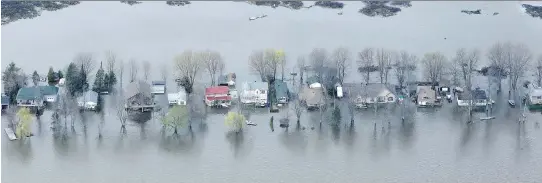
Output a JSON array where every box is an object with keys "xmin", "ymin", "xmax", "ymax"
[
  {"xmin": 128, "ymin": 59, "xmax": 139, "ymax": 83},
  {"xmin": 248, "ymin": 49, "xmax": 281, "ymax": 82},
  {"xmin": 142, "ymin": 60, "xmax": 151, "ymax": 81},
  {"xmin": 249, "ymin": 50, "xmax": 271, "ymax": 82},
  {"xmin": 394, "ymin": 51, "xmax": 417, "ymax": 88},
  {"xmin": 160, "ymin": 64, "xmax": 168, "ymax": 82},
  {"xmin": 105, "ymin": 50, "xmax": 117, "ymax": 74},
  {"xmin": 174, "ymin": 50, "xmax": 203, "ymax": 95},
  {"xmin": 422, "ymin": 52, "xmax": 448, "ymax": 84},
  {"xmin": 202, "ymin": 50, "xmax": 224, "ymax": 86},
  {"xmin": 74, "ymin": 53, "xmax": 96, "ymax": 81},
  {"xmin": 505, "ymin": 43, "xmax": 532, "ymax": 98},
  {"xmin": 535, "ymin": 55, "xmax": 542, "ymax": 87},
  {"xmin": 264, "ymin": 49, "xmax": 282, "ymax": 82},
  {"xmin": 452, "ymin": 48, "xmax": 480, "ymax": 122},
  {"xmin": 487, "ymin": 42, "xmax": 509, "ymax": 93},
  {"xmin": 309, "ymin": 48, "xmax": 328, "ymax": 82},
  {"xmin": 116, "ymin": 96, "xmax": 128, "ymax": 133},
  {"xmin": 118, "ymin": 60, "xmax": 125, "ymax": 90},
  {"xmin": 292, "ymin": 100, "xmax": 303, "ymax": 125},
  {"xmin": 297, "ymin": 56, "xmax": 306, "ymax": 86},
  {"xmin": 332, "ymin": 47, "xmax": 350, "ymax": 84},
  {"xmin": 357, "ymin": 48, "xmax": 378, "ymax": 84},
  {"xmin": 376, "ymin": 48, "xmax": 393, "ymax": 83}
]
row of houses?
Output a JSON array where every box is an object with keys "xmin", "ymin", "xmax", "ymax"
[
  {"xmin": 6, "ymin": 84, "xmax": 100, "ymax": 111},
  {"xmin": 203, "ymin": 79, "xmax": 290, "ymax": 108}
]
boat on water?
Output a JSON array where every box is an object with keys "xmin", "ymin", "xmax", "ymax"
[
  {"xmin": 249, "ymin": 14, "xmax": 268, "ymax": 21},
  {"xmin": 246, "ymin": 120, "xmax": 257, "ymax": 126},
  {"xmin": 508, "ymin": 100, "xmax": 516, "ymax": 108}
]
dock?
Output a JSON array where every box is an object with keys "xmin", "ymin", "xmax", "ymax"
[{"xmin": 4, "ymin": 128, "xmax": 18, "ymax": 140}]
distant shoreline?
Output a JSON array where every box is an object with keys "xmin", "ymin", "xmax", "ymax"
[{"xmin": 1, "ymin": 1, "xmax": 541, "ymax": 25}]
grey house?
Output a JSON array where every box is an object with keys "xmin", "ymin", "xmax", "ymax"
[{"xmin": 125, "ymin": 80, "xmax": 154, "ymax": 112}]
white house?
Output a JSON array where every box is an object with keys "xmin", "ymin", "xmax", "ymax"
[
  {"xmin": 241, "ymin": 82, "xmax": 268, "ymax": 107},
  {"xmin": 167, "ymin": 89, "xmax": 187, "ymax": 106},
  {"xmin": 151, "ymin": 81, "xmax": 166, "ymax": 94},
  {"xmin": 77, "ymin": 91, "xmax": 99, "ymax": 110},
  {"xmin": 360, "ymin": 83, "xmax": 397, "ymax": 105},
  {"xmin": 527, "ymin": 87, "xmax": 542, "ymax": 109}
]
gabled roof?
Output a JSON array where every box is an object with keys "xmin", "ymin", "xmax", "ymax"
[
  {"xmin": 275, "ymin": 80, "xmax": 289, "ymax": 99},
  {"xmin": 152, "ymin": 81, "xmax": 166, "ymax": 85},
  {"xmin": 16, "ymin": 87, "xmax": 43, "ymax": 100},
  {"xmin": 205, "ymin": 86, "xmax": 229, "ymax": 95},
  {"xmin": 361, "ymin": 83, "xmax": 395, "ymax": 98},
  {"xmin": 125, "ymin": 80, "xmax": 151, "ymax": 100},
  {"xmin": 472, "ymin": 89, "xmax": 487, "ymax": 100},
  {"xmin": 530, "ymin": 88, "xmax": 542, "ymax": 97},
  {"xmin": 39, "ymin": 85, "xmax": 59, "ymax": 95}
]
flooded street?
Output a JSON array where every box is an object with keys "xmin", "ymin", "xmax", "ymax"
[{"xmin": 2, "ymin": 1, "xmax": 542, "ymax": 182}]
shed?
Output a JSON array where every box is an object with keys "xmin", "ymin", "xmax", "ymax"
[
  {"xmin": 151, "ymin": 81, "xmax": 166, "ymax": 94},
  {"xmin": 168, "ymin": 89, "xmax": 187, "ymax": 106}
]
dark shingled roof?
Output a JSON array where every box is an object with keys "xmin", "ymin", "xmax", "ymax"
[{"xmin": 125, "ymin": 80, "xmax": 151, "ymax": 100}]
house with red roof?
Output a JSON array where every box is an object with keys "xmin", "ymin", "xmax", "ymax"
[{"xmin": 205, "ymin": 86, "xmax": 231, "ymax": 107}]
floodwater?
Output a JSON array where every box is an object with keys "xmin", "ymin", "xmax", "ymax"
[{"xmin": 2, "ymin": 1, "xmax": 542, "ymax": 183}]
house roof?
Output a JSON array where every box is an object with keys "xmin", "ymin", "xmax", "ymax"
[
  {"xmin": 358, "ymin": 83, "xmax": 395, "ymax": 98},
  {"xmin": 77, "ymin": 91, "xmax": 98, "ymax": 104},
  {"xmin": 16, "ymin": 87, "xmax": 43, "ymax": 100},
  {"xmin": 206, "ymin": 96, "xmax": 231, "ymax": 101},
  {"xmin": 39, "ymin": 85, "xmax": 59, "ymax": 95},
  {"xmin": 205, "ymin": 86, "xmax": 229, "ymax": 95},
  {"xmin": 275, "ymin": 80, "xmax": 289, "ymax": 99},
  {"xmin": 417, "ymin": 86, "xmax": 436, "ymax": 101},
  {"xmin": 458, "ymin": 89, "xmax": 488, "ymax": 100},
  {"xmin": 301, "ymin": 86, "xmax": 324, "ymax": 105},
  {"xmin": 472, "ymin": 89, "xmax": 487, "ymax": 100},
  {"xmin": 152, "ymin": 81, "xmax": 166, "ymax": 85},
  {"xmin": 125, "ymin": 80, "xmax": 151, "ymax": 99}
]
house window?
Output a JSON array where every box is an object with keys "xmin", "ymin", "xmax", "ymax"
[{"xmin": 388, "ymin": 97, "xmax": 394, "ymax": 101}]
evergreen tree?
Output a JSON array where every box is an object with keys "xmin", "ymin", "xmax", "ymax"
[
  {"xmin": 79, "ymin": 64, "xmax": 89, "ymax": 93},
  {"xmin": 103, "ymin": 73, "xmax": 110, "ymax": 92},
  {"xmin": 31, "ymin": 70, "xmax": 40, "ymax": 86},
  {"xmin": 93, "ymin": 63, "xmax": 105, "ymax": 93},
  {"xmin": 107, "ymin": 70, "xmax": 117, "ymax": 92},
  {"xmin": 47, "ymin": 67, "xmax": 56, "ymax": 85},
  {"xmin": 2, "ymin": 62, "xmax": 27, "ymax": 104},
  {"xmin": 57, "ymin": 70, "xmax": 64, "ymax": 79},
  {"xmin": 65, "ymin": 63, "xmax": 79, "ymax": 96}
]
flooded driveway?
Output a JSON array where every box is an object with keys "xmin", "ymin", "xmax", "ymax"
[{"xmin": 2, "ymin": 1, "xmax": 542, "ymax": 182}]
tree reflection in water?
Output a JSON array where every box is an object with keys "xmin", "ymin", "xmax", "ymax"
[{"xmin": 280, "ymin": 122, "xmax": 308, "ymax": 154}]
